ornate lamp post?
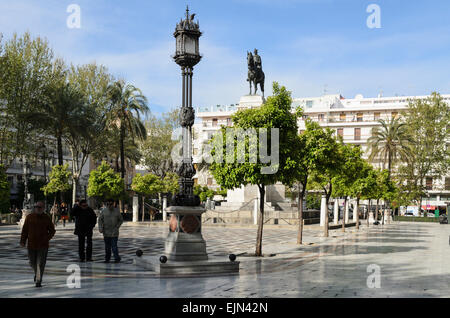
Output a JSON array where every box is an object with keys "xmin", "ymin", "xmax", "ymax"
[
  {"xmin": 135, "ymin": 7, "xmax": 239, "ymax": 274},
  {"xmin": 173, "ymin": 6, "xmax": 201, "ymax": 207},
  {"xmin": 163, "ymin": 6, "xmax": 207, "ymax": 263}
]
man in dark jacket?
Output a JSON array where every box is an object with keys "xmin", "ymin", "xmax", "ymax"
[
  {"xmin": 71, "ymin": 200, "xmax": 97, "ymax": 262},
  {"xmin": 20, "ymin": 201, "xmax": 56, "ymax": 287}
]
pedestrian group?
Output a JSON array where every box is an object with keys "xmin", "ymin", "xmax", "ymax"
[{"xmin": 20, "ymin": 199, "xmax": 123, "ymax": 288}]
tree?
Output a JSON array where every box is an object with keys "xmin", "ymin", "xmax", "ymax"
[
  {"xmin": 348, "ymin": 160, "xmax": 377, "ymax": 230},
  {"xmin": 41, "ymin": 164, "xmax": 72, "ymax": 204},
  {"xmin": 308, "ymin": 130, "xmax": 343, "ymax": 237},
  {"xmin": 210, "ymin": 82, "xmax": 299, "ymax": 256},
  {"xmin": 65, "ymin": 63, "xmax": 112, "ymax": 204},
  {"xmin": 162, "ymin": 172, "xmax": 179, "ymax": 196},
  {"xmin": 194, "ymin": 185, "xmax": 216, "ymax": 203},
  {"xmin": 401, "ymin": 92, "xmax": 450, "ymax": 216},
  {"xmin": 368, "ymin": 117, "xmax": 412, "ymax": 179},
  {"xmin": 288, "ymin": 120, "xmax": 339, "ymax": 244},
  {"xmin": 0, "ymin": 32, "xmax": 54, "ymax": 167},
  {"xmin": 139, "ymin": 109, "xmax": 179, "ymax": 177},
  {"xmin": 131, "ymin": 173, "xmax": 164, "ymax": 221},
  {"xmin": 87, "ymin": 161, "xmax": 125, "ymax": 202},
  {"xmin": 106, "ymin": 80, "xmax": 149, "ymax": 183},
  {"xmin": 331, "ymin": 143, "xmax": 366, "ymax": 232}
]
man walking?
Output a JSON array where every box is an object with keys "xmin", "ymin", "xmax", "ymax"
[
  {"xmin": 20, "ymin": 201, "xmax": 56, "ymax": 287},
  {"xmin": 98, "ymin": 199, "xmax": 123, "ymax": 263},
  {"xmin": 71, "ymin": 200, "xmax": 97, "ymax": 262}
]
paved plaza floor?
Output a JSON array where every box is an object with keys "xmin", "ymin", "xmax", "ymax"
[{"xmin": 1, "ymin": 220, "xmax": 450, "ymax": 297}]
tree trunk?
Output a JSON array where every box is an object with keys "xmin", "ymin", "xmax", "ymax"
[
  {"xmin": 72, "ymin": 177, "xmax": 78, "ymax": 208},
  {"xmin": 367, "ymin": 199, "xmax": 371, "ymax": 227},
  {"xmin": 120, "ymin": 126, "xmax": 126, "ymax": 213},
  {"xmin": 342, "ymin": 196, "xmax": 347, "ymax": 232},
  {"xmin": 255, "ymin": 185, "xmax": 265, "ymax": 256},
  {"xmin": 141, "ymin": 195, "xmax": 145, "ymax": 222},
  {"xmin": 324, "ymin": 197, "xmax": 329, "ymax": 238},
  {"xmin": 57, "ymin": 135, "xmax": 63, "ymax": 205},
  {"xmin": 297, "ymin": 184, "xmax": 304, "ymax": 245},
  {"xmin": 376, "ymin": 199, "xmax": 379, "ymax": 222},
  {"xmin": 356, "ymin": 197, "xmax": 360, "ymax": 230}
]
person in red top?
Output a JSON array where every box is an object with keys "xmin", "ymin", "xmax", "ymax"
[{"xmin": 20, "ymin": 201, "xmax": 56, "ymax": 287}]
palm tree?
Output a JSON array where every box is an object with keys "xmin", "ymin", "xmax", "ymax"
[
  {"xmin": 368, "ymin": 117, "xmax": 412, "ymax": 179},
  {"xmin": 106, "ymin": 80, "xmax": 149, "ymax": 200}
]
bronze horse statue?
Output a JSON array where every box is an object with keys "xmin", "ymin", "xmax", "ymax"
[{"xmin": 247, "ymin": 51, "xmax": 265, "ymax": 97}]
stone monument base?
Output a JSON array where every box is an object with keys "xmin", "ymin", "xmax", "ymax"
[
  {"xmin": 134, "ymin": 205, "xmax": 240, "ymax": 276},
  {"xmin": 134, "ymin": 255, "xmax": 240, "ymax": 276}
]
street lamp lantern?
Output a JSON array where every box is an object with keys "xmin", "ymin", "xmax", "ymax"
[{"xmin": 173, "ymin": 6, "xmax": 202, "ymax": 68}]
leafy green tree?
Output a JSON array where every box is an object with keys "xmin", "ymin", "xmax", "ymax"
[
  {"xmin": 139, "ymin": 109, "xmax": 179, "ymax": 177},
  {"xmin": 348, "ymin": 160, "xmax": 377, "ymax": 229},
  {"xmin": 210, "ymin": 82, "xmax": 299, "ymax": 256},
  {"xmin": 163, "ymin": 172, "xmax": 179, "ymax": 196},
  {"xmin": 0, "ymin": 32, "xmax": 54, "ymax": 166},
  {"xmin": 64, "ymin": 63, "xmax": 113, "ymax": 204},
  {"xmin": 401, "ymin": 92, "xmax": 450, "ymax": 215},
  {"xmin": 131, "ymin": 173, "xmax": 164, "ymax": 221},
  {"xmin": 194, "ymin": 185, "xmax": 216, "ymax": 203},
  {"xmin": 41, "ymin": 164, "xmax": 72, "ymax": 205},
  {"xmin": 289, "ymin": 120, "xmax": 345, "ymax": 244},
  {"xmin": 331, "ymin": 143, "xmax": 366, "ymax": 232},
  {"xmin": 87, "ymin": 161, "xmax": 124, "ymax": 202},
  {"xmin": 308, "ymin": 131, "xmax": 343, "ymax": 237}
]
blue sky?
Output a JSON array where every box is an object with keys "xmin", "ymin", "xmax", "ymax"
[{"xmin": 1, "ymin": 0, "xmax": 450, "ymax": 116}]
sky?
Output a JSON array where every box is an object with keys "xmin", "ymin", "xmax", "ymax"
[{"xmin": 1, "ymin": 0, "xmax": 450, "ymax": 117}]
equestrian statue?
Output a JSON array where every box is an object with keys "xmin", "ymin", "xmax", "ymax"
[{"xmin": 247, "ymin": 49, "xmax": 265, "ymax": 98}]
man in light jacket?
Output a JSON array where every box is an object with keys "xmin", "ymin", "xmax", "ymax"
[{"xmin": 98, "ymin": 199, "xmax": 123, "ymax": 263}]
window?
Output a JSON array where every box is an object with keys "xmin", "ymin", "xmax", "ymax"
[
  {"xmin": 227, "ymin": 118, "xmax": 232, "ymax": 126},
  {"xmin": 354, "ymin": 128, "xmax": 361, "ymax": 140},
  {"xmin": 302, "ymin": 115, "xmax": 308, "ymax": 120},
  {"xmin": 318, "ymin": 114, "xmax": 325, "ymax": 122},
  {"xmin": 306, "ymin": 100, "xmax": 313, "ymax": 108},
  {"xmin": 392, "ymin": 112, "xmax": 398, "ymax": 119},
  {"xmin": 337, "ymin": 128, "xmax": 344, "ymax": 137},
  {"xmin": 445, "ymin": 177, "xmax": 450, "ymax": 191},
  {"xmin": 357, "ymin": 113, "xmax": 363, "ymax": 122},
  {"xmin": 212, "ymin": 118, "xmax": 218, "ymax": 127},
  {"xmin": 426, "ymin": 177, "xmax": 433, "ymax": 190},
  {"xmin": 207, "ymin": 178, "xmax": 213, "ymax": 186},
  {"xmin": 374, "ymin": 112, "xmax": 380, "ymax": 120},
  {"xmin": 339, "ymin": 113, "xmax": 346, "ymax": 121}
]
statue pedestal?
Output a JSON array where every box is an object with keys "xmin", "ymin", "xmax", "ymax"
[
  {"xmin": 165, "ymin": 206, "xmax": 208, "ymax": 261},
  {"xmin": 134, "ymin": 205, "xmax": 240, "ymax": 276},
  {"xmin": 238, "ymin": 95, "xmax": 264, "ymax": 110}
]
